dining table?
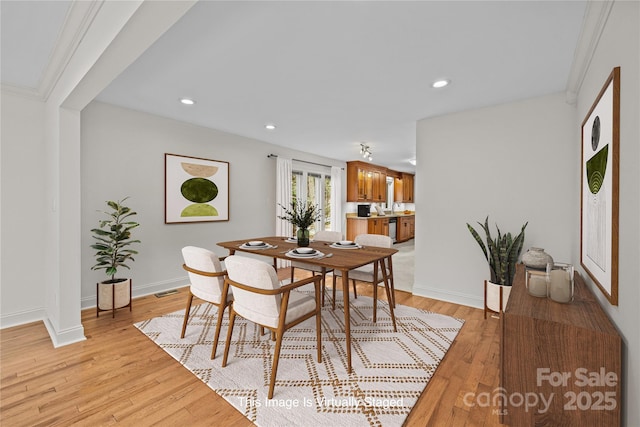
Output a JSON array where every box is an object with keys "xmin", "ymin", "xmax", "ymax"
[{"xmin": 216, "ymin": 235, "xmax": 398, "ymax": 374}]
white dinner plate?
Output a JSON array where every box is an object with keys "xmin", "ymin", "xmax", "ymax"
[
  {"xmin": 285, "ymin": 238, "xmax": 315, "ymax": 244},
  {"xmin": 286, "ymin": 249, "xmax": 324, "ymax": 259},
  {"xmin": 240, "ymin": 242, "xmax": 273, "ymax": 250},
  {"xmin": 330, "ymin": 243, "xmax": 361, "ymax": 249}
]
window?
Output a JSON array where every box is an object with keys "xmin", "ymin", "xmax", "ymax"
[{"xmin": 292, "ymin": 162, "xmax": 332, "ymax": 237}]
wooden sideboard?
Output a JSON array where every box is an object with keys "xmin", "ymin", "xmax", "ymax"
[{"xmin": 500, "ymin": 265, "xmax": 621, "ymax": 426}]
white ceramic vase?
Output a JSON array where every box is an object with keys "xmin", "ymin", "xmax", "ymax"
[{"xmin": 522, "ymin": 247, "xmax": 554, "ymax": 269}]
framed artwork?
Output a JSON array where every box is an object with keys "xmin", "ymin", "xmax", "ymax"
[
  {"xmin": 165, "ymin": 153, "xmax": 229, "ymax": 223},
  {"xmin": 580, "ymin": 67, "xmax": 620, "ymax": 305}
]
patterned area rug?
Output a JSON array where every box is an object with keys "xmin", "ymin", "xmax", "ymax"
[{"xmin": 134, "ymin": 289, "xmax": 463, "ymax": 427}]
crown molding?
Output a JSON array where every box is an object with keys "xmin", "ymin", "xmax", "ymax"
[
  {"xmin": 1, "ymin": 83, "xmax": 43, "ymax": 101},
  {"xmin": 38, "ymin": 0, "xmax": 105, "ymax": 101},
  {"xmin": 565, "ymin": 0, "xmax": 615, "ymax": 104}
]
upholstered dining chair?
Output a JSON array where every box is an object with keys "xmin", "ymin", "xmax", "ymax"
[
  {"xmin": 332, "ymin": 234, "xmax": 397, "ymax": 330},
  {"xmin": 289, "ymin": 230, "xmax": 350, "ymax": 306},
  {"xmin": 222, "ymin": 255, "xmax": 322, "ymax": 399},
  {"xmin": 181, "ymin": 246, "xmax": 232, "ymax": 360}
]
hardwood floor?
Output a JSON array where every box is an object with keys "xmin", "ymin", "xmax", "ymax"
[{"xmin": 1, "ymin": 271, "xmax": 504, "ymax": 426}]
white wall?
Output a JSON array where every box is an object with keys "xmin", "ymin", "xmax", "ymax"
[
  {"xmin": 573, "ymin": 2, "xmax": 639, "ymax": 425},
  {"xmin": 80, "ymin": 101, "xmax": 346, "ymax": 307},
  {"xmin": 0, "ymin": 92, "xmax": 47, "ymax": 327},
  {"xmin": 414, "ymin": 2, "xmax": 639, "ymax": 423},
  {"xmin": 414, "ymin": 92, "xmax": 576, "ymax": 306}
]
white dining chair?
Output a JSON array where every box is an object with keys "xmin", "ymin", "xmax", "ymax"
[
  {"xmin": 181, "ymin": 246, "xmax": 232, "ymax": 360},
  {"xmin": 222, "ymin": 255, "xmax": 322, "ymax": 399}
]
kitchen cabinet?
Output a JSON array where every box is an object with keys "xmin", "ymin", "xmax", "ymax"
[
  {"xmin": 347, "ymin": 161, "xmax": 387, "ymax": 203},
  {"xmin": 368, "ymin": 217, "xmax": 389, "ymax": 236},
  {"xmin": 394, "ymin": 173, "xmax": 414, "ymax": 203},
  {"xmin": 396, "ymin": 215, "xmax": 415, "ymax": 242},
  {"xmin": 346, "ymin": 216, "xmax": 389, "ymax": 241},
  {"xmin": 346, "ymin": 218, "xmax": 368, "ymax": 241}
]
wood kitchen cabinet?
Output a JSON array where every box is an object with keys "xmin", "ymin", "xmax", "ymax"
[
  {"xmin": 346, "ymin": 216, "xmax": 389, "ymax": 241},
  {"xmin": 368, "ymin": 217, "xmax": 389, "ymax": 236},
  {"xmin": 346, "ymin": 218, "xmax": 368, "ymax": 241},
  {"xmin": 396, "ymin": 215, "xmax": 415, "ymax": 242},
  {"xmin": 347, "ymin": 161, "xmax": 387, "ymax": 203},
  {"xmin": 500, "ymin": 265, "xmax": 621, "ymax": 426},
  {"xmin": 394, "ymin": 173, "xmax": 414, "ymax": 203}
]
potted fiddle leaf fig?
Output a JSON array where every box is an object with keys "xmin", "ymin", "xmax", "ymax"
[
  {"xmin": 91, "ymin": 197, "xmax": 140, "ymax": 317},
  {"xmin": 467, "ymin": 216, "xmax": 527, "ymax": 317}
]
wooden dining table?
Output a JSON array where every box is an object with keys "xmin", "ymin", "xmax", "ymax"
[{"xmin": 216, "ymin": 235, "xmax": 398, "ymax": 373}]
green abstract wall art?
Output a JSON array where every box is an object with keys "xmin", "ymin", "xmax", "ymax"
[
  {"xmin": 165, "ymin": 153, "xmax": 229, "ymax": 223},
  {"xmin": 580, "ymin": 67, "xmax": 619, "ymax": 306}
]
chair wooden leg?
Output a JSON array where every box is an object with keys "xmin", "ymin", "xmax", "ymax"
[
  {"xmin": 386, "ymin": 256, "xmax": 396, "ymax": 308},
  {"xmin": 180, "ymin": 293, "xmax": 194, "ymax": 338},
  {"xmin": 268, "ymin": 330, "xmax": 285, "ymax": 399},
  {"xmin": 210, "ymin": 302, "xmax": 227, "ymax": 359},
  {"xmin": 332, "ymin": 275, "xmax": 337, "ymax": 310},
  {"xmin": 372, "ymin": 277, "xmax": 378, "ymax": 323},
  {"xmin": 383, "ymin": 279, "xmax": 398, "ymax": 332},
  {"xmin": 222, "ymin": 309, "xmax": 237, "ymax": 367},
  {"xmin": 320, "ymin": 270, "xmax": 326, "ymax": 307},
  {"xmin": 290, "ymin": 267, "xmax": 295, "ymax": 285},
  {"xmin": 315, "ymin": 281, "xmax": 322, "ymax": 363},
  {"xmin": 352, "ymin": 279, "xmax": 358, "ymax": 299}
]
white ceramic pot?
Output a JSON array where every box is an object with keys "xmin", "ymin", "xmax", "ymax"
[
  {"xmin": 522, "ymin": 247, "xmax": 554, "ymax": 269},
  {"xmin": 98, "ymin": 278, "xmax": 131, "ymax": 310},
  {"xmin": 485, "ymin": 280, "xmax": 511, "ymax": 313}
]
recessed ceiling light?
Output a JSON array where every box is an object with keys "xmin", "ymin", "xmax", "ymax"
[
  {"xmin": 265, "ymin": 124, "xmax": 276, "ymax": 130},
  {"xmin": 432, "ymin": 79, "xmax": 450, "ymax": 88},
  {"xmin": 179, "ymin": 98, "xmax": 195, "ymax": 105}
]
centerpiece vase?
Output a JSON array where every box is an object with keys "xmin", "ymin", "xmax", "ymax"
[{"xmin": 297, "ymin": 228, "xmax": 310, "ymax": 247}]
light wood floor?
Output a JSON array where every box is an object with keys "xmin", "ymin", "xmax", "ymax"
[{"xmin": 1, "ymin": 271, "xmax": 504, "ymax": 426}]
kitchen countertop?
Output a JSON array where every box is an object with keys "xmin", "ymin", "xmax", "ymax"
[{"xmin": 346, "ymin": 212, "xmax": 414, "ymax": 219}]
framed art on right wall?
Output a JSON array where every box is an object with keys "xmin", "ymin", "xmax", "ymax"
[{"xmin": 580, "ymin": 66, "xmax": 620, "ymax": 306}]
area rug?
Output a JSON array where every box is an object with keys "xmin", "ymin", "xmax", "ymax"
[{"xmin": 134, "ymin": 289, "xmax": 463, "ymax": 427}]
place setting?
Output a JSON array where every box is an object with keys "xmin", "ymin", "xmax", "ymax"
[
  {"xmin": 238, "ymin": 240, "xmax": 276, "ymax": 250},
  {"xmin": 329, "ymin": 240, "xmax": 362, "ymax": 249},
  {"xmin": 284, "ymin": 236, "xmax": 314, "ymax": 244},
  {"xmin": 285, "ymin": 247, "xmax": 326, "ymax": 259}
]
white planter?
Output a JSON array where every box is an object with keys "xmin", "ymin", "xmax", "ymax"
[
  {"xmin": 484, "ymin": 280, "xmax": 511, "ymax": 317},
  {"xmin": 97, "ymin": 278, "xmax": 132, "ymax": 314}
]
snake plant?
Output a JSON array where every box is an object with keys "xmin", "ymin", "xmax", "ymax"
[{"xmin": 467, "ymin": 216, "xmax": 527, "ymax": 286}]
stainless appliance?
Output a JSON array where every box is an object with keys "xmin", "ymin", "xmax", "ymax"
[
  {"xmin": 357, "ymin": 204, "xmax": 370, "ymax": 217},
  {"xmin": 389, "ymin": 217, "xmax": 397, "ymax": 242}
]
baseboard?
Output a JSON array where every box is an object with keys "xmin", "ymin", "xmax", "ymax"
[
  {"xmin": 412, "ymin": 285, "xmax": 483, "ymax": 309},
  {"xmin": 0, "ymin": 307, "xmax": 46, "ymax": 329},
  {"xmin": 81, "ymin": 276, "xmax": 187, "ymax": 309},
  {"xmin": 42, "ymin": 318, "xmax": 86, "ymax": 348}
]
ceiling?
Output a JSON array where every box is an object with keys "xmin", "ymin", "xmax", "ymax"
[{"xmin": 1, "ymin": 1, "xmax": 588, "ymax": 173}]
